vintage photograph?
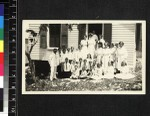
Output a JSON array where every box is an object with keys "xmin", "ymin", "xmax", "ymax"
[{"xmin": 22, "ymin": 20, "xmax": 146, "ymax": 94}]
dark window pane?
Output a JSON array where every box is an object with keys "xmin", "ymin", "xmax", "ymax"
[{"xmin": 49, "ymin": 24, "xmax": 61, "ymax": 47}]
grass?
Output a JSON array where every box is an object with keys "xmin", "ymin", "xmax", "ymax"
[{"xmin": 26, "ymin": 73, "xmax": 142, "ymax": 91}]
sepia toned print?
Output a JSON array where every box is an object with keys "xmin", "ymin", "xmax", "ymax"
[{"xmin": 22, "ymin": 20, "xmax": 146, "ymax": 94}]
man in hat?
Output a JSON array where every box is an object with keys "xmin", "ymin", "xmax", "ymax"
[{"xmin": 48, "ymin": 48, "xmax": 59, "ymax": 81}]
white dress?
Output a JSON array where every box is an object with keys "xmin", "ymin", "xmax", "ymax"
[
  {"xmin": 110, "ymin": 47, "xmax": 116, "ymax": 62},
  {"xmin": 88, "ymin": 38, "xmax": 95, "ymax": 58},
  {"xmin": 96, "ymin": 48, "xmax": 103, "ymax": 64},
  {"xmin": 74, "ymin": 50, "xmax": 79, "ymax": 62},
  {"xmin": 99, "ymin": 38, "xmax": 105, "ymax": 47},
  {"xmin": 117, "ymin": 47, "xmax": 128, "ymax": 70},
  {"xmin": 102, "ymin": 48, "xmax": 110, "ymax": 72},
  {"xmin": 80, "ymin": 40, "xmax": 88, "ymax": 59}
]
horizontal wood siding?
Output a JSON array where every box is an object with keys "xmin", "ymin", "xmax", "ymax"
[
  {"xmin": 28, "ymin": 24, "xmax": 54, "ymax": 61},
  {"xmin": 68, "ymin": 25, "xmax": 79, "ymax": 48},
  {"xmin": 29, "ymin": 24, "xmax": 40, "ymax": 60},
  {"xmin": 112, "ymin": 24, "xmax": 136, "ymax": 67}
]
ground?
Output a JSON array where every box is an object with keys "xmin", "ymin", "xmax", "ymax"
[
  {"xmin": 26, "ymin": 52, "xmax": 142, "ymax": 92},
  {"xmin": 26, "ymin": 63, "xmax": 142, "ymax": 91}
]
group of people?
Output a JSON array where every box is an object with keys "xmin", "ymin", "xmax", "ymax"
[{"xmin": 48, "ymin": 32, "xmax": 128, "ymax": 81}]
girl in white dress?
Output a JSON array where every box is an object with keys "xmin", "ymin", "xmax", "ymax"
[
  {"xmin": 70, "ymin": 64, "xmax": 80, "ymax": 79},
  {"xmin": 80, "ymin": 35, "xmax": 88, "ymax": 60},
  {"xmin": 102, "ymin": 42, "xmax": 110, "ymax": 74},
  {"xmin": 92, "ymin": 63, "xmax": 103, "ymax": 79},
  {"xmin": 87, "ymin": 53, "xmax": 92, "ymax": 65},
  {"xmin": 70, "ymin": 60, "xmax": 75, "ymax": 73},
  {"xmin": 95, "ymin": 42, "xmax": 104, "ymax": 65}
]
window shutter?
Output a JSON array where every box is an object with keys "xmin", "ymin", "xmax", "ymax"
[
  {"xmin": 78, "ymin": 24, "xmax": 86, "ymax": 45},
  {"xmin": 40, "ymin": 31, "xmax": 47, "ymax": 49},
  {"xmin": 104, "ymin": 24, "xmax": 112, "ymax": 44},
  {"xmin": 60, "ymin": 24, "xmax": 68, "ymax": 48}
]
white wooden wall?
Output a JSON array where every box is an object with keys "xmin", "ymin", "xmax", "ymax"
[
  {"xmin": 68, "ymin": 25, "xmax": 79, "ymax": 48},
  {"xmin": 112, "ymin": 24, "xmax": 136, "ymax": 67},
  {"xmin": 28, "ymin": 23, "xmax": 136, "ymax": 67},
  {"xmin": 28, "ymin": 24, "xmax": 40, "ymax": 60},
  {"xmin": 28, "ymin": 24, "xmax": 53, "ymax": 61}
]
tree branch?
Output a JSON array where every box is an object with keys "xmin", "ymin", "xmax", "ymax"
[{"xmin": 29, "ymin": 39, "xmax": 38, "ymax": 54}]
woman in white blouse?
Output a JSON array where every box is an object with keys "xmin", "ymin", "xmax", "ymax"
[
  {"xmin": 88, "ymin": 33, "xmax": 96, "ymax": 59},
  {"xmin": 80, "ymin": 35, "xmax": 88, "ymax": 60}
]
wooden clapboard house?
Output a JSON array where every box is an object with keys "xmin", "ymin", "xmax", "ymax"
[{"xmin": 26, "ymin": 23, "xmax": 141, "ymax": 72}]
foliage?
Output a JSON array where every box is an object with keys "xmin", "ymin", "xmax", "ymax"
[
  {"xmin": 26, "ymin": 75, "xmax": 142, "ymax": 91},
  {"xmin": 39, "ymin": 24, "xmax": 49, "ymax": 34}
]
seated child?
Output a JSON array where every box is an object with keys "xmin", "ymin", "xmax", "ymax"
[
  {"xmin": 120, "ymin": 61, "xmax": 129, "ymax": 74},
  {"xmin": 78, "ymin": 58, "xmax": 83, "ymax": 74},
  {"xmin": 70, "ymin": 60, "xmax": 75, "ymax": 73},
  {"xmin": 92, "ymin": 59, "xmax": 97, "ymax": 69},
  {"xmin": 82, "ymin": 59, "xmax": 88, "ymax": 71},
  {"xmin": 87, "ymin": 53, "xmax": 92, "ymax": 64},
  {"xmin": 62, "ymin": 58, "xmax": 71, "ymax": 78},
  {"xmin": 92, "ymin": 63, "xmax": 103, "ymax": 79},
  {"xmin": 70, "ymin": 64, "xmax": 80, "ymax": 79},
  {"xmin": 87, "ymin": 60, "xmax": 93, "ymax": 71},
  {"xmin": 79, "ymin": 66, "xmax": 88, "ymax": 79}
]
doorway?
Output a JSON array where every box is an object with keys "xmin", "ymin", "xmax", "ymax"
[{"xmin": 88, "ymin": 24, "xmax": 103, "ymax": 40}]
